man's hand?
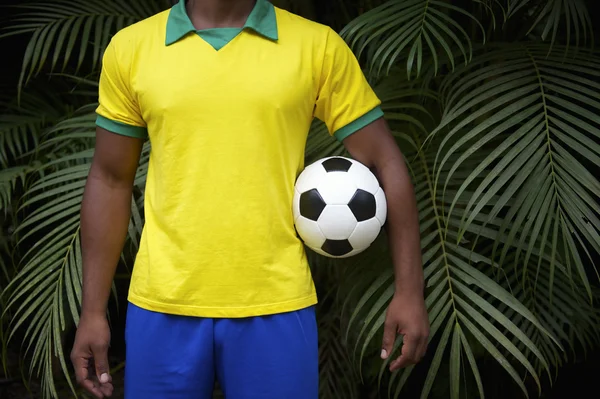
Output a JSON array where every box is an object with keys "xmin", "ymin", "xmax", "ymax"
[
  {"xmin": 70, "ymin": 314, "xmax": 113, "ymax": 398},
  {"xmin": 381, "ymin": 291, "xmax": 429, "ymax": 371}
]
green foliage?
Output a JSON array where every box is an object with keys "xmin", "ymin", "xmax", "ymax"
[
  {"xmin": 0, "ymin": 91, "xmax": 66, "ymax": 167},
  {"xmin": 509, "ymin": 0, "xmax": 594, "ymax": 50},
  {"xmin": 0, "ymin": 0, "xmax": 172, "ymax": 90},
  {"xmin": 1, "ymin": 0, "xmax": 599, "ymax": 398},
  {"xmin": 341, "ymin": 0, "xmax": 485, "ymax": 77},
  {"xmin": 432, "ymin": 44, "xmax": 600, "ymax": 299}
]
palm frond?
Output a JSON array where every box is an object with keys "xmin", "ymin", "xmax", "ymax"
[
  {"xmin": 506, "ymin": 0, "xmax": 593, "ymax": 50},
  {"xmin": 318, "ymin": 295, "xmax": 362, "ymax": 399},
  {"xmin": 0, "ymin": 0, "xmax": 170, "ymax": 89},
  {"xmin": 432, "ymin": 43, "xmax": 600, "ymax": 300},
  {"xmin": 502, "ymin": 252, "xmax": 600, "ymax": 368},
  {"xmin": 0, "ymin": 91, "xmax": 65, "ymax": 167},
  {"xmin": 0, "ymin": 165, "xmax": 36, "ymax": 212},
  {"xmin": 1, "ymin": 105, "xmax": 149, "ymax": 395},
  {"xmin": 340, "ymin": 0, "xmax": 485, "ymax": 78},
  {"xmin": 0, "ymin": 235, "xmax": 13, "ymax": 288},
  {"xmin": 346, "ymin": 119, "xmax": 561, "ymax": 398},
  {"xmin": 2, "ymin": 145, "xmax": 92, "ymax": 398},
  {"xmin": 450, "ymin": 208, "xmax": 598, "ymax": 367}
]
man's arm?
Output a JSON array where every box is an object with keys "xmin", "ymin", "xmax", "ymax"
[
  {"xmin": 71, "ymin": 128, "xmax": 143, "ymax": 398},
  {"xmin": 80, "ymin": 128, "xmax": 142, "ymax": 316},
  {"xmin": 343, "ymin": 117, "xmax": 429, "ymax": 371}
]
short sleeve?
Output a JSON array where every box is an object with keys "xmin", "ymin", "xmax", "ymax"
[
  {"xmin": 313, "ymin": 28, "xmax": 384, "ymax": 142},
  {"xmin": 95, "ymin": 38, "xmax": 147, "ymax": 139}
]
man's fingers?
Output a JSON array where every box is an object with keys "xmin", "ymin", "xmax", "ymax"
[
  {"xmin": 416, "ymin": 336, "xmax": 429, "ymax": 360},
  {"xmin": 72, "ymin": 354, "xmax": 89, "ymax": 385},
  {"xmin": 91, "ymin": 343, "xmax": 111, "ymax": 383},
  {"xmin": 83, "ymin": 379, "xmax": 106, "ymax": 399},
  {"xmin": 390, "ymin": 335, "xmax": 418, "ymax": 370},
  {"xmin": 381, "ymin": 320, "xmax": 397, "ymax": 360},
  {"xmin": 99, "ymin": 382, "xmax": 114, "ymax": 397},
  {"xmin": 71, "ymin": 354, "xmax": 105, "ymax": 398}
]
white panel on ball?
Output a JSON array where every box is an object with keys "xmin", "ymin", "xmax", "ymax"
[
  {"xmin": 316, "ymin": 172, "xmax": 358, "ymax": 205},
  {"xmin": 295, "ymin": 216, "xmax": 326, "ymax": 248},
  {"xmin": 292, "ymin": 188, "xmax": 301, "ymax": 221},
  {"xmin": 317, "ymin": 205, "xmax": 358, "ymax": 239},
  {"xmin": 374, "ymin": 188, "xmax": 387, "ymax": 225},
  {"xmin": 348, "ymin": 163, "xmax": 380, "ymax": 194},
  {"xmin": 295, "ymin": 163, "xmax": 327, "ymax": 194},
  {"xmin": 349, "ymin": 218, "xmax": 382, "ymax": 250}
]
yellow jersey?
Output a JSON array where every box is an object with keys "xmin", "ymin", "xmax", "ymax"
[{"xmin": 96, "ymin": 0, "xmax": 383, "ymax": 317}]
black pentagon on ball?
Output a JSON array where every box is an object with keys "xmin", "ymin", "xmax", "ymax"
[
  {"xmin": 321, "ymin": 157, "xmax": 353, "ymax": 172},
  {"xmin": 321, "ymin": 239, "xmax": 353, "ymax": 257},
  {"xmin": 299, "ymin": 189, "xmax": 327, "ymax": 221},
  {"xmin": 348, "ymin": 189, "xmax": 377, "ymax": 221}
]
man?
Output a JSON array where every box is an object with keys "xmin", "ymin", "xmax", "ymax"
[{"xmin": 70, "ymin": 0, "xmax": 429, "ymax": 398}]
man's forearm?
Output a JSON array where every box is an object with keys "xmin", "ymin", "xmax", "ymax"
[
  {"xmin": 80, "ymin": 174, "xmax": 133, "ymax": 317},
  {"xmin": 342, "ymin": 118, "xmax": 424, "ymax": 294},
  {"xmin": 376, "ymin": 156, "xmax": 424, "ymax": 295}
]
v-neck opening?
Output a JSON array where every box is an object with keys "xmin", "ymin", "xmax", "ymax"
[{"xmin": 196, "ymin": 27, "xmax": 243, "ymax": 51}]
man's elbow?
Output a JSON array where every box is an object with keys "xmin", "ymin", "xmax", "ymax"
[
  {"xmin": 87, "ymin": 160, "xmax": 135, "ymax": 190},
  {"xmin": 344, "ymin": 118, "xmax": 403, "ymax": 170}
]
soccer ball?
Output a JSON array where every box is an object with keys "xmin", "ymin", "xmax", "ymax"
[{"xmin": 293, "ymin": 156, "xmax": 387, "ymax": 258}]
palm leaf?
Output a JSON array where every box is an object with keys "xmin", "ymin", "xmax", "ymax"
[
  {"xmin": 431, "ymin": 43, "xmax": 600, "ymax": 300},
  {"xmin": 0, "ymin": 0, "xmax": 170, "ymax": 90},
  {"xmin": 0, "ymin": 91, "xmax": 65, "ymax": 167},
  {"xmin": 500, "ymin": 251, "xmax": 600, "ymax": 369},
  {"xmin": 2, "ymin": 145, "xmax": 92, "ymax": 398},
  {"xmin": 469, "ymin": 212, "xmax": 600, "ymax": 362},
  {"xmin": 346, "ymin": 120, "xmax": 561, "ymax": 398},
  {"xmin": 318, "ymin": 292, "xmax": 361, "ymax": 399},
  {"xmin": 0, "ymin": 165, "xmax": 36, "ymax": 212},
  {"xmin": 506, "ymin": 0, "xmax": 593, "ymax": 51},
  {"xmin": 2, "ymin": 106, "xmax": 148, "ymax": 396},
  {"xmin": 340, "ymin": 0, "xmax": 485, "ymax": 78}
]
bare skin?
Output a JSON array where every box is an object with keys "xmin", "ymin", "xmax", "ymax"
[
  {"xmin": 71, "ymin": 129, "xmax": 142, "ymax": 398},
  {"xmin": 71, "ymin": 1, "xmax": 428, "ymax": 398},
  {"xmin": 185, "ymin": 0, "xmax": 256, "ymax": 29},
  {"xmin": 344, "ymin": 118, "xmax": 429, "ymax": 370}
]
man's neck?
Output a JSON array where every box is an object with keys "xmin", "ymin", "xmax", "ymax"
[{"xmin": 186, "ymin": 0, "xmax": 256, "ymax": 30}]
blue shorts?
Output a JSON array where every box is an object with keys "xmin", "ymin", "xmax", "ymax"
[{"xmin": 124, "ymin": 303, "xmax": 318, "ymax": 399}]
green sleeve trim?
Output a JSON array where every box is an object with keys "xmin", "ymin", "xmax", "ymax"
[
  {"xmin": 333, "ymin": 106, "xmax": 385, "ymax": 142},
  {"xmin": 96, "ymin": 115, "xmax": 147, "ymax": 139}
]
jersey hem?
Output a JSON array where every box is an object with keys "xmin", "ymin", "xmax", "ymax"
[
  {"xmin": 127, "ymin": 292, "xmax": 318, "ymax": 318},
  {"xmin": 333, "ymin": 106, "xmax": 385, "ymax": 142},
  {"xmin": 96, "ymin": 114, "xmax": 148, "ymax": 139}
]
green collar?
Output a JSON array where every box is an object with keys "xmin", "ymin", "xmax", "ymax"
[{"xmin": 166, "ymin": 0, "xmax": 278, "ymax": 46}]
